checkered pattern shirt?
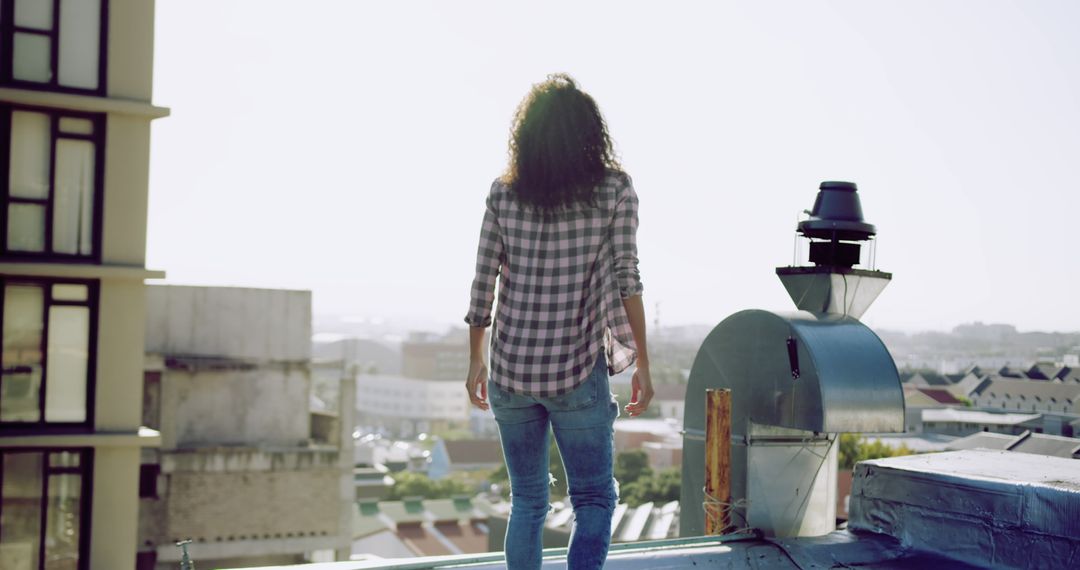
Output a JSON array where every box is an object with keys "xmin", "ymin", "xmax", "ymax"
[{"xmin": 465, "ymin": 171, "xmax": 643, "ymax": 397}]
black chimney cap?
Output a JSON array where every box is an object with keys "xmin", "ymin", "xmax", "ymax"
[{"xmin": 798, "ymin": 181, "xmax": 876, "ymax": 241}]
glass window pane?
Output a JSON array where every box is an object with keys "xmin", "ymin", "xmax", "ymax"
[
  {"xmin": 52, "ymin": 139, "xmax": 95, "ymax": 256},
  {"xmin": 46, "ymin": 473, "xmax": 82, "ymax": 570},
  {"xmin": 14, "ymin": 0, "xmax": 53, "ymax": 30},
  {"xmin": 13, "ymin": 32, "xmax": 52, "ymax": 83},
  {"xmin": 51, "ymin": 285, "xmax": 88, "ymax": 302},
  {"xmin": 8, "ymin": 111, "xmax": 51, "ymax": 200},
  {"xmin": 0, "ymin": 452, "xmax": 44, "ymax": 570},
  {"xmin": 49, "ymin": 452, "xmax": 80, "ymax": 469},
  {"xmin": 58, "ymin": 0, "xmax": 100, "ymax": 90},
  {"xmin": 44, "ymin": 306, "xmax": 89, "ymax": 423},
  {"xmin": 58, "ymin": 118, "xmax": 93, "ymax": 135},
  {"xmin": 2, "ymin": 285, "xmax": 44, "ymax": 422},
  {"xmin": 8, "ymin": 203, "xmax": 46, "ymax": 253}
]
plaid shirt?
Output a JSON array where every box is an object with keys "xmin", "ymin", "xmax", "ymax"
[{"xmin": 465, "ymin": 171, "xmax": 643, "ymax": 397}]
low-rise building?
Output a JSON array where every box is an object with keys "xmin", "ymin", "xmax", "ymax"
[
  {"xmin": 428, "ymin": 439, "xmax": 502, "ymax": 481},
  {"xmin": 355, "ymin": 373, "xmax": 469, "ymax": 437},
  {"xmin": 970, "ymin": 376, "xmax": 1080, "ymax": 414},
  {"xmin": 921, "ymin": 408, "xmax": 1042, "ymax": 437}
]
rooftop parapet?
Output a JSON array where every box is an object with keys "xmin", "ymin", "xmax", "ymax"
[{"xmin": 848, "ymin": 449, "xmax": 1080, "ymax": 569}]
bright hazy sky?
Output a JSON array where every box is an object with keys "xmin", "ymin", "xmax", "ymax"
[{"xmin": 148, "ymin": 1, "xmax": 1080, "ymax": 333}]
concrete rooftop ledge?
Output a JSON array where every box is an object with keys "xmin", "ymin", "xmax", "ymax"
[
  {"xmin": 220, "ymin": 450, "xmax": 1080, "ymax": 570},
  {"xmin": 226, "ymin": 531, "xmax": 980, "ymax": 570},
  {"xmin": 849, "ymin": 449, "xmax": 1080, "ymax": 569},
  {"xmin": 0, "ymin": 427, "xmax": 161, "ymax": 448}
]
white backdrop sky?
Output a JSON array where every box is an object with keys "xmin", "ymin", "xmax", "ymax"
[{"xmin": 148, "ymin": 1, "xmax": 1080, "ymax": 333}]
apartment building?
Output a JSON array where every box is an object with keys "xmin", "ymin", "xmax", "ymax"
[
  {"xmin": 139, "ymin": 285, "xmax": 353, "ymax": 569},
  {"xmin": 0, "ymin": 1, "xmax": 167, "ymax": 569}
]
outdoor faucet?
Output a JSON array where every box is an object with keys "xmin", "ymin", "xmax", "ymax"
[{"xmin": 177, "ymin": 540, "xmax": 195, "ymax": 570}]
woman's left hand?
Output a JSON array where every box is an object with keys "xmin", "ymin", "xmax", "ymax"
[{"xmin": 466, "ymin": 359, "xmax": 489, "ymax": 410}]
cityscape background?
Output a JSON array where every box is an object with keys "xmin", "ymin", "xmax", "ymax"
[
  {"xmin": 148, "ymin": 0, "xmax": 1080, "ymax": 333},
  {"xmin": 2, "ymin": 1, "xmax": 1079, "ymax": 569}
]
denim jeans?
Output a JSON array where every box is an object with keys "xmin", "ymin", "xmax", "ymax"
[{"xmin": 489, "ymin": 354, "xmax": 619, "ymax": 570}]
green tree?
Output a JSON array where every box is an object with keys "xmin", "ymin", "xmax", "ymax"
[
  {"xmin": 614, "ymin": 450, "xmax": 653, "ymax": 486},
  {"xmin": 388, "ymin": 472, "xmax": 473, "ymax": 500},
  {"xmin": 838, "ymin": 433, "xmax": 913, "ymax": 470},
  {"xmin": 621, "ymin": 467, "xmax": 681, "ymax": 507}
]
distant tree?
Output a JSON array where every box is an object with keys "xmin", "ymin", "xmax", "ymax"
[
  {"xmin": 838, "ymin": 433, "xmax": 913, "ymax": 470},
  {"xmin": 621, "ymin": 467, "xmax": 681, "ymax": 507},
  {"xmin": 614, "ymin": 450, "xmax": 653, "ymax": 486},
  {"xmin": 388, "ymin": 472, "xmax": 472, "ymax": 500},
  {"xmin": 956, "ymin": 396, "xmax": 973, "ymax": 408}
]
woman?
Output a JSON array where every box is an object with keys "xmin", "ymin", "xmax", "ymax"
[{"xmin": 464, "ymin": 74, "xmax": 652, "ymax": 569}]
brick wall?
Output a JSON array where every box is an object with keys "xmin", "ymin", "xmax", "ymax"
[{"xmin": 164, "ymin": 469, "xmax": 340, "ymax": 541}]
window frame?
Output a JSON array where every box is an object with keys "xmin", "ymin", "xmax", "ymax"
[
  {"xmin": 0, "ymin": 275, "xmax": 98, "ymax": 432},
  {"xmin": 0, "ymin": 447, "xmax": 93, "ymax": 570},
  {"xmin": 0, "ymin": 0, "xmax": 109, "ymax": 96},
  {"xmin": 0, "ymin": 103, "xmax": 106, "ymax": 262}
]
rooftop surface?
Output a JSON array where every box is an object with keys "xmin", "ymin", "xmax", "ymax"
[
  {"xmin": 232, "ymin": 531, "xmax": 981, "ymax": 570},
  {"xmin": 225, "ymin": 449, "xmax": 1080, "ymax": 570},
  {"xmin": 921, "ymin": 407, "xmax": 1041, "ymax": 425}
]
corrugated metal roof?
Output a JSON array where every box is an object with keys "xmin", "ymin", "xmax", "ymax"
[
  {"xmin": 922, "ymin": 407, "xmax": 1040, "ymax": 425},
  {"xmin": 945, "ymin": 431, "xmax": 1018, "ymax": 451}
]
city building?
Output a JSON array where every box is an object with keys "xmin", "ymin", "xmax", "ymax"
[
  {"xmin": 427, "ymin": 439, "xmax": 502, "ymax": 481},
  {"xmin": 355, "ymin": 372, "xmax": 469, "ymax": 437},
  {"xmin": 483, "ymin": 499, "xmax": 680, "ymax": 551},
  {"xmin": 352, "ymin": 496, "xmax": 490, "ymax": 558},
  {"xmin": 653, "ymin": 383, "xmax": 687, "ymax": 422},
  {"xmin": 0, "ymin": 2, "xmax": 168, "ymax": 569},
  {"xmin": 969, "ymin": 376, "xmax": 1080, "ymax": 414},
  {"xmin": 402, "ymin": 329, "xmax": 468, "ymax": 381},
  {"xmin": 138, "ymin": 285, "xmax": 353, "ymax": 569}
]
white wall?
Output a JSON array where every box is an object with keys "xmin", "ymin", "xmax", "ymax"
[{"xmin": 356, "ymin": 374, "xmax": 468, "ymax": 422}]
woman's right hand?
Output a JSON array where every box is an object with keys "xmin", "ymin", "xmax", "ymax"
[
  {"xmin": 466, "ymin": 358, "xmax": 489, "ymax": 411},
  {"xmin": 624, "ymin": 364, "xmax": 654, "ymax": 417}
]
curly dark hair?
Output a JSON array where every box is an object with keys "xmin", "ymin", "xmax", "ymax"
[{"xmin": 502, "ymin": 74, "xmax": 621, "ymax": 213}]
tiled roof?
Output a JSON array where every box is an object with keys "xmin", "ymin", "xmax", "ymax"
[
  {"xmin": 1010, "ymin": 433, "xmax": 1080, "ymax": 458},
  {"xmin": 914, "ymin": 388, "xmax": 961, "ymax": 404},
  {"xmin": 998, "ymin": 366, "xmax": 1029, "ymax": 379},
  {"xmin": 1027, "ymin": 363, "xmax": 1060, "ymax": 381},
  {"xmin": 974, "ymin": 377, "xmax": 1080, "ymax": 403}
]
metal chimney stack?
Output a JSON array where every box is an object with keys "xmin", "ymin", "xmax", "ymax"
[
  {"xmin": 681, "ymin": 181, "xmax": 905, "ymax": 539},
  {"xmin": 777, "ymin": 181, "xmax": 892, "ymax": 319}
]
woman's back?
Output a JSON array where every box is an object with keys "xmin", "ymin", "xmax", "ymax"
[{"xmin": 469, "ymin": 170, "xmax": 640, "ymax": 397}]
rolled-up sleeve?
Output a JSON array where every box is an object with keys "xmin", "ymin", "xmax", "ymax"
[
  {"xmin": 612, "ymin": 178, "xmax": 644, "ymax": 298},
  {"xmin": 464, "ymin": 186, "xmax": 504, "ymax": 327}
]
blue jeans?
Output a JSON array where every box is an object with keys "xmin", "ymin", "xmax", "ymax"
[{"xmin": 489, "ymin": 354, "xmax": 619, "ymax": 570}]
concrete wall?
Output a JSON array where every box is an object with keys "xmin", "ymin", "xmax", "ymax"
[
  {"xmin": 159, "ymin": 368, "xmax": 311, "ymax": 448},
  {"xmin": 146, "ymin": 285, "xmax": 311, "ymax": 362},
  {"xmin": 165, "ymin": 467, "xmax": 341, "ymax": 540}
]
